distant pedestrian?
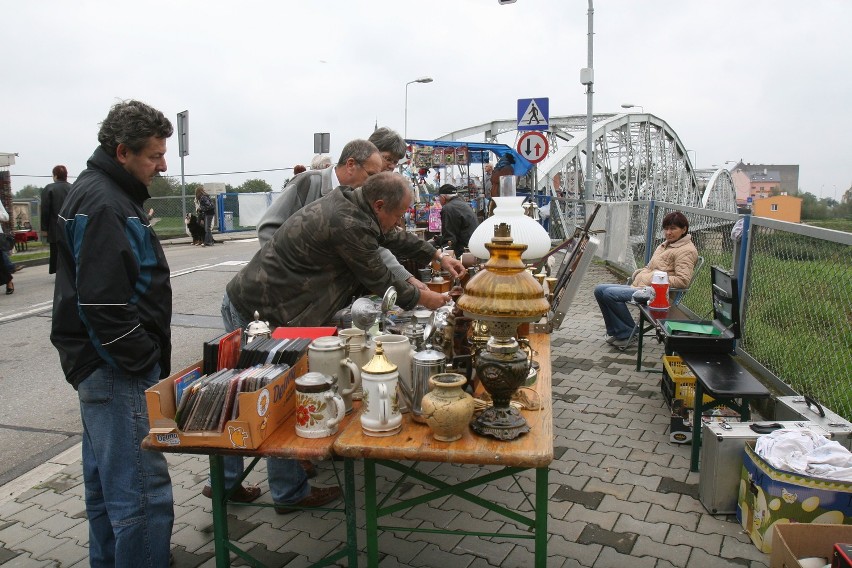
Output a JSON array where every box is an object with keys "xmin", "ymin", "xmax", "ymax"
[
  {"xmin": 195, "ymin": 186, "xmax": 216, "ymax": 246},
  {"xmin": 40, "ymin": 165, "xmax": 72, "ymax": 274},
  {"xmin": 50, "ymin": 99, "xmax": 175, "ymax": 566}
]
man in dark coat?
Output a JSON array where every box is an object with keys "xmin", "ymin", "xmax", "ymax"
[
  {"xmin": 433, "ymin": 184, "xmax": 479, "ymax": 256},
  {"xmin": 50, "ymin": 100, "xmax": 175, "ymax": 566},
  {"xmin": 40, "ymin": 164, "xmax": 72, "ymax": 274}
]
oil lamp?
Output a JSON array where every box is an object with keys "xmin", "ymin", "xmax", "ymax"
[{"xmin": 457, "ymin": 223, "xmax": 550, "ymax": 440}]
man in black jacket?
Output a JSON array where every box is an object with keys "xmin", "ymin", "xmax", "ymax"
[
  {"xmin": 40, "ymin": 164, "xmax": 72, "ymax": 274},
  {"xmin": 50, "ymin": 100, "xmax": 174, "ymax": 566},
  {"xmin": 433, "ymin": 184, "xmax": 479, "ymax": 257}
]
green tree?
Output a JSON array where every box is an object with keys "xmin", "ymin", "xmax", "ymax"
[
  {"xmin": 235, "ymin": 178, "xmax": 272, "ymax": 193},
  {"xmin": 149, "ymin": 175, "xmax": 182, "ymax": 197},
  {"xmin": 15, "ymin": 184, "xmax": 43, "ymax": 199},
  {"xmin": 800, "ymin": 191, "xmax": 830, "ymax": 220}
]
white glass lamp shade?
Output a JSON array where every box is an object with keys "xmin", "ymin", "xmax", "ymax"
[{"xmin": 469, "ymin": 197, "xmax": 551, "ymax": 260}]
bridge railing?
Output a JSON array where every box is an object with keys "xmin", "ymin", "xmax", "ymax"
[{"xmin": 558, "ymin": 198, "xmax": 852, "ymax": 422}]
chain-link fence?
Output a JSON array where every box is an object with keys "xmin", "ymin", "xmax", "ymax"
[
  {"xmin": 740, "ymin": 218, "xmax": 852, "ymax": 421},
  {"xmin": 143, "ymin": 192, "xmax": 267, "ymax": 239}
]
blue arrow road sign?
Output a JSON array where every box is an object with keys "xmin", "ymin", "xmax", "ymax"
[{"xmin": 517, "ymin": 98, "xmax": 549, "ymax": 131}]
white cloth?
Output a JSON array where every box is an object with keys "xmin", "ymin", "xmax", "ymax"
[{"xmin": 755, "ymin": 429, "xmax": 852, "ymax": 481}]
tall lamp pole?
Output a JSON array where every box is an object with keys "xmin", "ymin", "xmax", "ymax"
[
  {"xmin": 404, "ymin": 77, "xmax": 433, "ymax": 139},
  {"xmin": 581, "ymin": 0, "xmax": 595, "ymax": 201}
]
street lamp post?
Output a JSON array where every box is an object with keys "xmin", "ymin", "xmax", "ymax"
[
  {"xmin": 582, "ymin": 0, "xmax": 595, "ymax": 201},
  {"xmin": 404, "ymin": 77, "xmax": 433, "ymax": 139}
]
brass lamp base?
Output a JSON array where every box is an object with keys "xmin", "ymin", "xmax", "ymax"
[{"xmin": 471, "ymin": 406, "xmax": 530, "ymax": 440}]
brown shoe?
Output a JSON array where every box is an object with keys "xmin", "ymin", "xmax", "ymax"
[
  {"xmin": 201, "ymin": 484, "xmax": 261, "ymax": 503},
  {"xmin": 274, "ymin": 485, "xmax": 341, "ymax": 514},
  {"xmin": 299, "ymin": 460, "xmax": 317, "ymax": 479}
]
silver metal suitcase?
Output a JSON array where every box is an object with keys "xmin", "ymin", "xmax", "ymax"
[
  {"xmin": 774, "ymin": 395, "xmax": 852, "ymax": 449},
  {"xmin": 698, "ymin": 420, "xmax": 828, "ymax": 515}
]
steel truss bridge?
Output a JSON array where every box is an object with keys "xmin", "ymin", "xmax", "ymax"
[{"xmin": 437, "ymin": 113, "xmax": 737, "ymax": 214}]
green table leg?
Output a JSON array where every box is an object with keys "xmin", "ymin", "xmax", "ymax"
[
  {"xmin": 534, "ymin": 467, "xmax": 549, "ymax": 568},
  {"xmin": 364, "ymin": 459, "xmax": 379, "ymax": 567},
  {"xmin": 690, "ymin": 381, "xmax": 704, "ymax": 472},
  {"xmin": 344, "ymin": 458, "xmax": 359, "ymax": 567},
  {"xmin": 636, "ymin": 314, "xmax": 645, "ymax": 371},
  {"xmin": 209, "ymin": 455, "xmax": 231, "ymax": 567}
]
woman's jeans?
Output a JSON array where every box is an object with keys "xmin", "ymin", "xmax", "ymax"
[
  {"xmin": 593, "ymin": 283, "xmax": 638, "ymax": 340},
  {"xmin": 78, "ymin": 363, "xmax": 173, "ymax": 568},
  {"xmin": 203, "ymin": 214, "xmax": 214, "ymax": 246},
  {"xmin": 216, "ymin": 293, "xmax": 310, "ymax": 504}
]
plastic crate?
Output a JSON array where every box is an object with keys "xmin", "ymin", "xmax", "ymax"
[{"xmin": 662, "ymin": 355, "xmax": 713, "ymax": 407}]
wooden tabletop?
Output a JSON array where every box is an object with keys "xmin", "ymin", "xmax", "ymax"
[
  {"xmin": 333, "ymin": 333, "xmax": 553, "ymax": 468},
  {"xmin": 143, "ymin": 334, "xmax": 553, "ymax": 468}
]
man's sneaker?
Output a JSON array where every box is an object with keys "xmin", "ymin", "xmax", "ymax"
[
  {"xmin": 605, "ymin": 335, "xmax": 617, "ymax": 345},
  {"xmin": 611, "ymin": 335, "xmax": 637, "ymax": 349}
]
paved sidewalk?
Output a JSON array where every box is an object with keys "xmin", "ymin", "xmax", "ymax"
[{"xmin": 0, "ymin": 262, "xmax": 769, "ymax": 567}]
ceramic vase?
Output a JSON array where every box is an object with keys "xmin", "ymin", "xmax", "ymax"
[{"xmin": 421, "ymin": 373, "xmax": 475, "ymax": 442}]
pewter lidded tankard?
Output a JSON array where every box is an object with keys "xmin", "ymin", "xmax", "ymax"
[{"xmin": 411, "ymin": 344, "xmax": 446, "ymax": 423}]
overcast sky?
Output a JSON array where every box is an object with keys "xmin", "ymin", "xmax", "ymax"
[{"xmin": 3, "ymin": 0, "xmax": 850, "ymax": 201}]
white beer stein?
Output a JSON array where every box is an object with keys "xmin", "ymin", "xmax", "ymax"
[
  {"xmin": 338, "ymin": 328, "xmax": 370, "ymax": 371},
  {"xmin": 294, "ymin": 372, "xmax": 346, "ymax": 439},
  {"xmin": 359, "ymin": 341, "xmax": 402, "ymax": 437},
  {"xmin": 308, "ymin": 336, "xmax": 362, "ymax": 414},
  {"xmin": 371, "ymin": 334, "xmax": 414, "ymax": 413}
]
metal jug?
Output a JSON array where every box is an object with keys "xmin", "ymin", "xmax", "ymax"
[{"xmin": 411, "ymin": 344, "xmax": 447, "ymax": 423}]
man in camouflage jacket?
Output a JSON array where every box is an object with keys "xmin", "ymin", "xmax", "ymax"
[{"xmin": 225, "ymin": 172, "xmax": 465, "ymax": 328}]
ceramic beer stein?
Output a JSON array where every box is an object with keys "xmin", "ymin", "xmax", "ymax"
[
  {"xmin": 371, "ymin": 334, "xmax": 414, "ymax": 413},
  {"xmin": 308, "ymin": 336, "xmax": 362, "ymax": 414},
  {"xmin": 359, "ymin": 341, "xmax": 402, "ymax": 437},
  {"xmin": 294, "ymin": 372, "xmax": 346, "ymax": 439}
]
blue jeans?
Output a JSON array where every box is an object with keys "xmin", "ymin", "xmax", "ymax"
[
  {"xmin": 203, "ymin": 213, "xmax": 214, "ymax": 246},
  {"xmin": 593, "ymin": 283, "xmax": 638, "ymax": 339},
  {"xmin": 78, "ymin": 363, "xmax": 173, "ymax": 567},
  {"xmin": 216, "ymin": 293, "xmax": 310, "ymax": 504}
]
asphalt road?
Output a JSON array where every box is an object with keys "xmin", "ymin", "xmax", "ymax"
[{"xmin": 0, "ymin": 234, "xmax": 259, "ymax": 487}]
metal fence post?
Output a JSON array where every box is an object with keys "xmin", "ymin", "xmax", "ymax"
[{"xmin": 644, "ymin": 200, "xmax": 656, "ymax": 265}]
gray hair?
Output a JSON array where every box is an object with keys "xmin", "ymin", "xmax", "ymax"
[
  {"xmin": 336, "ymin": 139, "xmax": 379, "ymax": 167},
  {"xmin": 361, "ymin": 172, "xmax": 411, "ymax": 209},
  {"xmin": 368, "ymin": 127, "xmax": 406, "ymax": 161},
  {"xmin": 97, "ymin": 100, "xmax": 173, "ymax": 157},
  {"xmin": 310, "ymin": 154, "xmax": 332, "ymax": 169}
]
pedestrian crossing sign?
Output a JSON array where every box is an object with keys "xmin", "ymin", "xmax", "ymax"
[{"xmin": 517, "ymin": 98, "xmax": 549, "ymax": 131}]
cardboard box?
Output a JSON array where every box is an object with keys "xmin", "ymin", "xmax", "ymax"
[
  {"xmin": 145, "ymin": 356, "xmax": 307, "ymax": 450},
  {"xmin": 738, "ymin": 440, "xmax": 852, "ymax": 553},
  {"xmin": 770, "ymin": 524, "xmax": 852, "ymax": 568}
]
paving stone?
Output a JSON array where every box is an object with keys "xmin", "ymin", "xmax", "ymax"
[
  {"xmin": 570, "ymin": 462, "xmax": 619, "ymax": 483},
  {"xmin": 229, "ymin": 543, "xmax": 298, "ymax": 567},
  {"xmin": 613, "ymin": 469, "xmax": 661, "ymax": 491},
  {"xmin": 16, "ymin": 530, "xmax": 66, "ymax": 558},
  {"xmin": 0, "ymin": 553, "xmax": 57, "ymax": 567},
  {"xmin": 583, "ymin": 478, "xmax": 633, "ymax": 500},
  {"xmin": 629, "ymin": 486, "xmax": 681, "ymax": 510},
  {"xmin": 613, "ymin": 513, "xmax": 669, "ymax": 542},
  {"xmin": 657, "ymin": 476, "xmax": 699, "ymax": 500},
  {"xmin": 720, "ymin": 534, "xmax": 770, "ymax": 564},
  {"xmin": 33, "ymin": 511, "xmax": 82, "ymax": 538},
  {"xmin": 456, "ymin": 535, "xmax": 514, "ymax": 566},
  {"xmin": 586, "ymin": 440, "xmax": 632, "ymax": 460},
  {"xmin": 628, "ymin": 448, "xmax": 674, "ymax": 468},
  {"xmin": 409, "ymin": 542, "xmax": 477, "ymax": 568},
  {"xmin": 666, "ymin": 524, "xmax": 722, "ymax": 556},
  {"xmin": 687, "ymin": 546, "xmax": 755, "ymax": 567},
  {"xmin": 0, "ymin": 546, "xmax": 20, "ymax": 564},
  {"xmin": 645, "ymin": 503, "xmax": 699, "ymax": 531},
  {"xmin": 376, "ymin": 531, "xmax": 427, "ymax": 565},
  {"xmin": 631, "ymin": 534, "xmax": 691, "ymax": 567},
  {"xmin": 0, "ymin": 521, "xmax": 40, "ymax": 549},
  {"xmin": 551, "ymin": 485, "xmax": 605, "ymax": 510},
  {"xmin": 40, "ymin": 537, "xmax": 88, "ymax": 566},
  {"xmin": 545, "ymin": 534, "xmax": 602, "ymax": 568},
  {"xmin": 594, "ymin": 546, "xmax": 658, "ymax": 568},
  {"xmin": 577, "ymin": 523, "xmax": 637, "ymax": 555},
  {"xmin": 598, "ymin": 494, "xmax": 651, "ymax": 518}
]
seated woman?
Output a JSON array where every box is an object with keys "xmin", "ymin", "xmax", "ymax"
[{"xmin": 594, "ymin": 211, "xmax": 698, "ymax": 348}]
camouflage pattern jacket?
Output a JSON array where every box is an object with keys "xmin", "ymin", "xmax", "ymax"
[{"xmin": 226, "ymin": 186, "xmax": 437, "ymax": 328}]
